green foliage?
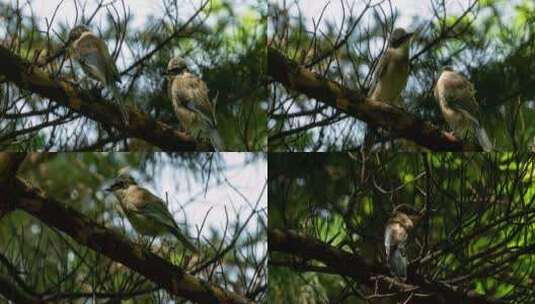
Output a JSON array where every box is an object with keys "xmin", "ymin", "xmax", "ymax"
[
  {"xmin": 269, "ymin": 152, "xmax": 535, "ymax": 303},
  {"xmin": 0, "ymin": 0, "xmax": 267, "ymax": 151},
  {"xmin": 0, "ymin": 153, "xmax": 264, "ymax": 302},
  {"xmin": 269, "ymin": 0, "xmax": 535, "ymax": 151}
]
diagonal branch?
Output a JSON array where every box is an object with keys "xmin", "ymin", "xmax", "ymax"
[
  {"xmin": 4, "ymin": 178, "xmax": 253, "ymax": 304},
  {"xmin": 0, "ymin": 46, "xmax": 212, "ymax": 151},
  {"xmin": 269, "ymin": 229, "xmax": 504, "ymax": 304},
  {"xmin": 267, "ymin": 47, "xmax": 480, "ymax": 151}
]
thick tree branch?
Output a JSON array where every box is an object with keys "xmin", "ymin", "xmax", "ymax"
[
  {"xmin": 3, "ymin": 178, "xmax": 253, "ymax": 304},
  {"xmin": 0, "ymin": 46, "xmax": 212, "ymax": 151},
  {"xmin": 0, "ymin": 152, "xmax": 26, "ymax": 184},
  {"xmin": 269, "ymin": 229, "xmax": 504, "ymax": 304},
  {"xmin": 0, "ymin": 274, "xmax": 40, "ymax": 304},
  {"xmin": 0, "ymin": 152, "xmax": 26, "ymax": 218},
  {"xmin": 267, "ymin": 47, "xmax": 480, "ymax": 151}
]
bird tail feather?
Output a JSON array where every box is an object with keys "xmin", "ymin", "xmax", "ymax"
[
  {"xmin": 198, "ymin": 96, "xmax": 224, "ymax": 151},
  {"xmin": 474, "ymin": 124, "xmax": 493, "ymax": 152},
  {"xmin": 108, "ymin": 82, "xmax": 129, "ymax": 124},
  {"xmin": 461, "ymin": 110, "xmax": 493, "ymax": 152},
  {"xmin": 208, "ymin": 127, "xmax": 224, "ymax": 151},
  {"xmin": 172, "ymin": 226, "xmax": 200, "ymax": 254},
  {"xmin": 390, "ymin": 246, "xmax": 407, "ymax": 280}
]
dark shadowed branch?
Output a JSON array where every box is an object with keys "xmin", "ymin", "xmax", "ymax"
[
  {"xmin": 0, "ymin": 46, "xmax": 213, "ymax": 151},
  {"xmin": 267, "ymin": 47, "xmax": 480, "ymax": 151},
  {"xmin": 1, "ymin": 176, "xmax": 254, "ymax": 304},
  {"xmin": 269, "ymin": 228, "xmax": 505, "ymax": 304}
]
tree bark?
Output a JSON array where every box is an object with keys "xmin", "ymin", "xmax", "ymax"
[
  {"xmin": 269, "ymin": 228, "xmax": 504, "ymax": 304},
  {"xmin": 5, "ymin": 176, "xmax": 253, "ymax": 304},
  {"xmin": 267, "ymin": 47, "xmax": 480, "ymax": 151},
  {"xmin": 0, "ymin": 46, "xmax": 212, "ymax": 151}
]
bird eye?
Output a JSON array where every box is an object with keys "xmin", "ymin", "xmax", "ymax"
[{"xmin": 169, "ymin": 67, "xmax": 184, "ymax": 74}]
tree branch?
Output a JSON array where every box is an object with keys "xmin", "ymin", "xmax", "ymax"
[
  {"xmin": 0, "ymin": 152, "xmax": 26, "ymax": 184},
  {"xmin": 5, "ymin": 178, "xmax": 253, "ymax": 304},
  {"xmin": 269, "ymin": 229, "xmax": 504, "ymax": 304},
  {"xmin": 0, "ymin": 46, "xmax": 212, "ymax": 151},
  {"xmin": 267, "ymin": 47, "xmax": 480, "ymax": 151},
  {"xmin": 0, "ymin": 273, "xmax": 40, "ymax": 304},
  {"xmin": 0, "ymin": 152, "xmax": 26, "ymax": 218}
]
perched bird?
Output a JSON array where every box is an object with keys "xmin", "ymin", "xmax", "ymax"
[
  {"xmin": 106, "ymin": 173, "xmax": 200, "ymax": 254},
  {"xmin": 165, "ymin": 56, "xmax": 224, "ymax": 150},
  {"xmin": 384, "ymin": 205, "xmax": 419, "ymax": 280},
  {"xmin": 369, "ymin": 28, "xmax": 413, "ymax": 106},
  {"xmin": 364, "ymin": 28, "xmax": 413, "ymax": 150},
  {"xmin": 434, "ymin": 66, "xmax": 492, "ymax": 151},
  {"xmin": 68, "ymin": 25, "xmax": 128, "ymax": 123}
]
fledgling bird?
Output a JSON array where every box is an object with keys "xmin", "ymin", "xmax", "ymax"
[
  {"xmin": 369, "ymin": 28, "xmax": 414, "ymax": 106},
  {"xmin": 68, "ymin": 25, "xmax": 128, "ymax": 123},
  {"xmin": 384, "ymin": 206, "xmax": 418, "ymax": 280},
  {"xmin": 165, "ymin": 56, "xmax": 224, "ymax": 150},
  {"xmin": 363, "ymin": 28, "xmax": 413, "ymax": 150},
  {"xmin": 106, "ymin": 173, "xmax": 200, "ymax": 254},
  {"xmin": 434, "ymin": 66, "xmax": 493, "ymax": 151}
]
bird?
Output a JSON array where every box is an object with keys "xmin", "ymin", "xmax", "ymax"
[
  {"xmin": 369, "ymin": 27, "xmax": 413, "ymax": 106},
  {"xmin": 434, "ymin": 66, "xmax": 493, "ymax": 151},
  {"xmin": 389, "ymin": 242, "xmax": 408, "ymax": 280},
  {"xmin": 364, "ymin": 28, "xmax": 413, "ymax": 150},
  {"xmin": 165, "ymin": 56, "xmax": 224, "ymax": 150},
  {"xmin": 105, "ymin": 173, "xmax": 200, "ymax": 254},
  {"xmin": 68, "ymin": 25, "xmax": 128, "ymax": 124},
  {"xmin": 384, "ymin": 205, "xmax": 419, "ymax": 280}
]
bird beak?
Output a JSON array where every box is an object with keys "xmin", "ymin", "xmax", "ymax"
[
  {"xmin": 105, "ymin": 182, "xmax": 118, "ymax": 192},
  {"xmin": 405, "ymin": 32, "xmax": 414, "ymax": 41}
]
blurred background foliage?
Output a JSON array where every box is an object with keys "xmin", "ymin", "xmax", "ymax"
[
  {"xmin": 268, "ymin": 0, "xmax": 535, "ymax": 151},
  {"xmin": 0, "ymin": 152, "xmax": 267, "ymax": 303},
  {"xmin": 268, "ymin": 152, "xmax": 535, "ymax": 303},
  {"xmin": 0, "ymin": 0, "xmax": 267, "ymax": 151}
]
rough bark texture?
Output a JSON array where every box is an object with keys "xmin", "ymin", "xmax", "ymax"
[
  {"xmin": 0, "ymin": 274, "xmax": 41, "ymax": 304},
  {"xmin": 268, "ymin": 47, "xmax": 480, "ymax": 151},
  {"xmin": 0, "ymin": 46, "xmax": 212, "ymax": 151},
  {"xmin": 3, "ymin": 177, "xmax": 253, "ymax": 304},
  {"xmin": 269, "ymin": 229, "xmax": 504, "ymax": 304},
  {"xmin": 0, "ymin": 152, "xmax": 26, "ymax": 217}
]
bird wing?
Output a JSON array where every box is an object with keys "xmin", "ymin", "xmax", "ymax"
[
  {"xmin": 94, "ymin": 37, "xmax": 120, "ymax": 83},
  {"xmin": 131, "ymin": 186, "xmax": 199, "ymax": 253},
  {"xmin": 129, "ymin": 187, "xmax": 180, "ymax": 232},
  {"xmin": 173, "ymin": 74, "xmax": 217, "ymax": 127},
  {"xmin": 74, "ymin": 48, "xmax": 106, "ymax": 83},
  {"xmin": 445, "ymin": 73, "xmax": 480, "ymax": 122},
  {"xmin": 76, "ymin": 33, "xmax": 120, "ymax": 84},
  {"xmin": 369, "ymin": 49, "xmax": 391, "ymax": 96}
]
